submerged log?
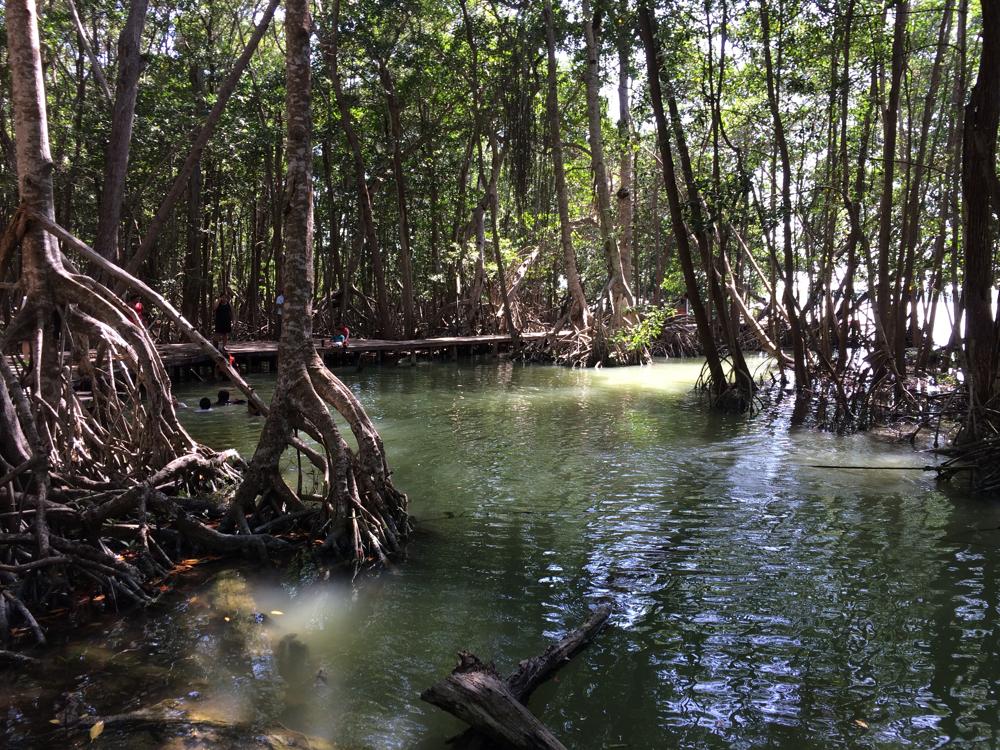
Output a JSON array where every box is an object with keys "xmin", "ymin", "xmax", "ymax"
[{"xmin": 421, "ymin": 604, "xmax": 611, "ymax": 749}]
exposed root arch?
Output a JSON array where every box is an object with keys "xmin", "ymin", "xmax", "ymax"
[
  {"xmin": 0, "ymin": 218, "xmax": 211, "ymax": 484},
  {"xmin": 222, "ymin": 0, "xmax": 409, "ymax": 570},
  {"xmin": 229, "ymin": 350, "xmax": 408, "ymax": 567},
  {"xmin": 0, "ymin": 210, "xmax": 247, "ymax": 646}
]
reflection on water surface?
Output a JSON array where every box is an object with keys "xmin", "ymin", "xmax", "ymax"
[{"xmin": 5, "ymin": 359, "xmax": 1000, "ymax": 749}]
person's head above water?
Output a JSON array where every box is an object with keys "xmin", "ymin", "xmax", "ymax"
[
  {"xmin": 217, "ymin": 389, "xmax": 230, "ymax": 405},
  {"xmin": 198, "ymin": 397, "xmax": 212, "ymax": 411}
]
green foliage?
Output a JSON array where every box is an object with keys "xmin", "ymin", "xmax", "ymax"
[
  {"xmin": 612, "ymin": 306, "xmax": 670, "ymax": 353},
  {"xmin": 0, "ymin": 0, "xmax": 980, "ymax": 348}
]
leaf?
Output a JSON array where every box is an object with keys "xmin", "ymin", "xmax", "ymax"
[
  {"xmin": 49, "ymin": 719, "xmax": 61, "ymax": 725},
  {"xmin": 853, "ymin": 719, "xmax": 869, "ymax": 729},
  {"xmin": 269, "ymin": 610, "xmax": 285, "ymax": 616},
  {"xmin": 90, "ymin": 720, "xmax": 105, "ymax": 740}
]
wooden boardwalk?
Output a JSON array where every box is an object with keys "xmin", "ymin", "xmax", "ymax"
[{"xmin": 157, "ymin": 331, "xmax": 551, "ymax": 378}]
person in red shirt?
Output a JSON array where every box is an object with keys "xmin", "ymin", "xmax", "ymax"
[{"xmin": 333, "ymin": 322, "xmax": 350, "ymax": 346}]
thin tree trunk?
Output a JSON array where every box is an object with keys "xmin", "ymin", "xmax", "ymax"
[
  {"xmin": 638, "ymin": 2, "xmax": 730, "ymax": 400},
  {"xmin": 123, "ymin": 0, "xmax": 280, "ymax": 276},
  {"xmin": 543, "ymin": 0, "xmax": 589, "ymax": 332},
  {"xmin": 651, "ymin": 167, "xmax": 664, "ymax": 305},
  {"xmin": 664, "ymin": 87, "xmax": 754, "ymax": 394},
  {"xmin": 488, "ymin": 138, "xmax": 517, "ymax": 339},
  {"xmin": 66, "ymin": 0, "xmax": 112, "ymax": 101},
  {"xmin": 874, "ymin": 0, "xmax": 909, "ymax": 369},
  {"xmin": 616, "ymin": 21, "xmax": 634, "ymax": 289},
  {"xmin": 583, "ymin": 0, "xmax": 634, "ymax": 330},
  {"xmin": 759, "ymin": 0, "xmax": 810, "ymax": 389},
  {"xmin": 93, "ymin": 0, "xmax": 148, "ymax": 262},
  {"xmin": 181, "ymin": 65, "xmax": 205, "ymax": 328},
  {"xmin": 320, "ymin": 0, "xmax": 391, "ymax": 336},
  {"xmin": 377, "ymin": 58, "xmax": 416, "ymax": 337},
  {"xmin": 894, "ymin": 0, "xmax": 950, "ymax": 373}
]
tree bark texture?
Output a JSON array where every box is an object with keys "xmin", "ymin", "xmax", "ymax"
[
  {"xmin": 231, "ymin": 0, "xmax": 408, "ymax": 565},
  {"xmin": 93, "ymin": 0, "xmax": 148, "ymax": 262}
]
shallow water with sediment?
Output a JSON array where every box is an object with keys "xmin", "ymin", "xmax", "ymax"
[{"xmin": 4, "ymin": 358, "xmax": 1000, "ymax": 749}]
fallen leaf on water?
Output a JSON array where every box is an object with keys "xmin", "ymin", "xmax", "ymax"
[
  {"xmin": 90, "ymin": 720, "xmax": 105, "ymax": 740},
  {"xmin": 48, "ymin": 719, "xmax": 60, "ymax": 725},
  {"xmin": 270, "ymin": 610, "xmax": 285, "ymax": 616},
  {"xmin": 853, "ymin": 719, "xmax": 869, "ymax": 729}
]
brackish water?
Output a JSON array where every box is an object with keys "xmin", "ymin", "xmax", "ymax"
[{"xmin": 5, "ymin": 359, "xmax": 1000, "ymax": 749}]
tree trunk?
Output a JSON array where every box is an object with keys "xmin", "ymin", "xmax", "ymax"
[
  {"xmin": 320, "ymin": 137, "xmax": 344, "ymax": 296},
  {"xmin": 232, "ymin": 0, "xmax": 407, "ymax": 564},
  {"xmin": 759, "ymin": 0, "xmax": 810, "ymax": 389},
  {"xmin": 3, "ymin": 0, "xmax": 211, "ymax": 495},
  {"xmin": 664, "ymin": 86, "xmax": 754, "ymax": 397},
  {"xmin": 488, "ymin": 138, "xmax": 518, "ymax": 340},
  {"xmin": 93, "ymin": 0, "xmax": 148, "ymax": 262},
  {"xmin": 66, "ymin": 0, "xmax": 112, "ymax": 101},
  {"xmin": 181, "ymin": 66, "xmax": 205, "ymax": 328},
  {"xmin": 583, "ymin": 0, "xmax": 634, "ymax": 332},
  {"xmin": 962, "ymin": 0, "xmax": 1000, "ymax": 433},
  {"xmin": 616, "ymin": 24, "xmax": 634, "ymax": 289},
  {"xmin": 875, "ymin": 0, "xmax": 909, "ymax": 370},
  {"xmin": 897, "ymin": 0, "xmax": 951, "ymax": 361},
  {"xmin": 321, "ymin": 1, "xmax": 391, "ymax": 337},
  {"xmin": 423, "ymin": 606, "xmax": 610, "ymax": 750},
  {"xmin": 543, "ymin": 0, "xmax": 590, "ymax": 333},
  {"xmin": 122, "ymin": 0, "xmax": 280, "ymax": 276},
  {"xmin": 638, "ymin": 2, "xmax": 732, "ymax": 403},
  {"xmin": 376, "ymin": 58, "xmax": 416, "ymax": 337}
]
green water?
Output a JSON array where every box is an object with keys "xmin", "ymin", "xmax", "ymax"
[{"xmin": 6, "ymin": 359, "xmax": 1000, "ymax": 748}]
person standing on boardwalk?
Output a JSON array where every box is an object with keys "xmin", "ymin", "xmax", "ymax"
[
  {"xmin": 214, "ymin": 290, "xmax": 233, "ymax": 348},
  {"xmin": 274, "ymin": 289, "xmax": 285, "ymax": 339}
]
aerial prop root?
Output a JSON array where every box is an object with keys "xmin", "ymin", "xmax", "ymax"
[
  {"xmin": 0, "ymin": 210, "xmax": 220, "ymax": 483},
  {"xmin": 228, "ymin": 353, "xmax": 408, "ymax": 567},
  {"xmin": 0, "ymin": 212, "xmax": 253, "ymax": 646},
  {"xmin": 694, "ymin": 357, "xmax": 757, "ymax": 414}
]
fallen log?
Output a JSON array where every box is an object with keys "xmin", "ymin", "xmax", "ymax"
[
  {"xmin": 421, "ymin": 604, "xmax": 611, "ymax": 749},
  {"xmin": 506, "ymin": 604, "xmax": 611, "ymax": 701},
  {"xmin": 423, "ymin": 654, "xmax": 567, "ymax": 750}
]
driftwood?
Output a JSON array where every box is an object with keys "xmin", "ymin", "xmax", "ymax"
[{"xmin": 421, "ymin": 605, "xmax": 611, "ymax": 749}]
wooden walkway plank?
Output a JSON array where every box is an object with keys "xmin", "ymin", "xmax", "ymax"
[{"xmin": 155, "ymin": 332, "xmax": 554, "ymax": 369}]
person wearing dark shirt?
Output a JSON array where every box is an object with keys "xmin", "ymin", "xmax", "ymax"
[
  {"xmin": 214, "ymin": 292, "xmax": 233, "ymax": 348},
  {"xmin": 216, "ymin": 389, "xmax": 246, "ymax": 406}
]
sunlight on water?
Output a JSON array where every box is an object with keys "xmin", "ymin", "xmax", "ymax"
[{"xmin": 6, "ymin": 359, "xmax": 1000, "ymax": 749}]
